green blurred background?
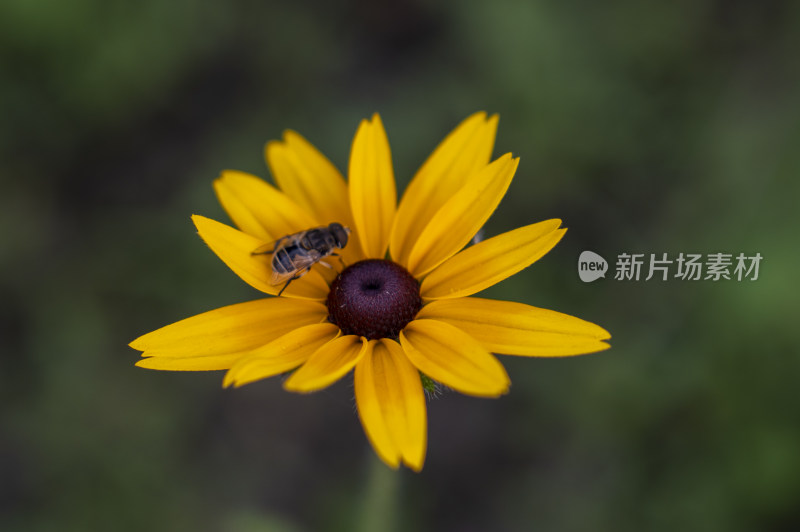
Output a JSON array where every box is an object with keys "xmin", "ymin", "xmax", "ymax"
[{"xmin": 2, "ymin": 0, "xmax": 798, "ymax": 530}]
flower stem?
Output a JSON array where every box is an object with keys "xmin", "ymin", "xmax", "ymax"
[{"xmin": 357, "ymin": 451, "xmax": 400, "ymax": 532}]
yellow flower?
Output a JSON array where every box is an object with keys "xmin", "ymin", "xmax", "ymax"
[{"xmin": 130, "ymin": 112, "xmax": 611, "ymax": 471}]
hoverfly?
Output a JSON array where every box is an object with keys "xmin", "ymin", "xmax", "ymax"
[{"xmin": 252, "ymin": 223, "xmax": 350, "ymax": 296}]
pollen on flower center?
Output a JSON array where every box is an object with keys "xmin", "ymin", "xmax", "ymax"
[{"xmin": 327, "ymin": 259, "xmax": 422, "ymax": 340}]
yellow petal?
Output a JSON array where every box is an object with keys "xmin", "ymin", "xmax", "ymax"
[
  {"xmin": 213, "ymin": 170, "xmax": 318, "ymax": 240},
  {"xmin": 192, "ymin": 215, "xmax": 329, "ymax": 300},
  {"xmin": 213, "ymin": 173, "xmax": 271, "ymax": 242},
  {"xmin": 222, "ymin": 323, "xmax": 340, "ymax": 387},
  {"xmin": 136, "ymin": 353, "xmax": 241, "ymax": 371},
  {"xmin": 417, "ymin": 298, "xmax": 611, "ymax": 357},
  {"xmin": 265, "ymin": 131, "xmax": 351, "ymax": 228},
  {"xmin": 349, "ymin": 114, "xmax": 396, "ymax": 258},
  {"xmin": 354, "ymin": 339, "xmax": 427, "ymax": 471},
  {"xmin": 406, "ymin": 154, "xmax": 519, "ymax": 277},
  {"xmin": 421, "ymin": 219, "xmax": 566, "ymax": 300},
  {"xmin": 266, "ymin": 132, "xmax": 363, "ymax": 265},
  {"xmin": 130, "ymin": 298, "xmax": 327, "ymax": 357},
  {"xmin": 283, "ymin": 335, "xmax": 369, "ymax": 392},
  {"xmin": 399, "ymin": 319, "xmax": 509, "ymax": 397},
  {"xmin": 390, "ymin": 112, "xmax": 498, "ymax": 267}
]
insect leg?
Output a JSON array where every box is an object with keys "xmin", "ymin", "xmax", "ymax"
[
  {"xmin": 277, "ymin": 277, "xmax": 294, "ymax": 296},
  {"xmin": 276, "ymin": 266, "xmax": 313, "ymax": 296},
  {"xmin": 327, "ymin": 252, "xmax": 347, "ymax": 268}
]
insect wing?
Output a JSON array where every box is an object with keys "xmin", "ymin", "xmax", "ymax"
[
  {"xmin": 251, "ymin": 236, "xmax": 288, "ymax": 256},
  {"xmin": 270, "ymin": 268, "xmax": 297, "ymax": 285}
]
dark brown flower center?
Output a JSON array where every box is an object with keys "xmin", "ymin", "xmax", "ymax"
[{"xmin": 327, "ymin": 259, "xmax": 422, "ymax": 340}]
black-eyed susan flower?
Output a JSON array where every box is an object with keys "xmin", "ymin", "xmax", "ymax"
[{"xmin": 131, "ymin": 112, "xmax": 611, "ymax": 471}]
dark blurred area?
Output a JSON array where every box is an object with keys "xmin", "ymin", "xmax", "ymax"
[{"xmin": 1, "ymin": 0, "xmax": 798, "ymax": 530}]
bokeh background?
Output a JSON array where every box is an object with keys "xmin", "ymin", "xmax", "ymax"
[{"xmin": 2, "ymin": 1, "xmax": 798, "ymax": 531}]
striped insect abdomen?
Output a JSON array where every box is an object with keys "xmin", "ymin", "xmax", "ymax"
[{"xmin": 272, "ymin": 244, "xmax": 301, "ymax": 275}]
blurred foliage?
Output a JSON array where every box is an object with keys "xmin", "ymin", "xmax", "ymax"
[{"xmin": 1, "ymin": 0, "xmax": 798, "ymax": 531}]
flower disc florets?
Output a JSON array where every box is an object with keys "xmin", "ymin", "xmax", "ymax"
[{"xmin": 327, "ymin": 259, "xmax": 422, "ymax": 340}]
